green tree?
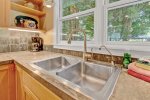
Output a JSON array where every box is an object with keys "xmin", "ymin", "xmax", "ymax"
[
  {"xmin": 108, "ymin": 1, "xmax": 150, "ymax": 41},
  {"xmin": 62, "ymin": 0, "xmax": 95, "ymax": 41}
]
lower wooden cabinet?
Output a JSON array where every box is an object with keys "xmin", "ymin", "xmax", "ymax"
[
  {"xmin": 16, "ymin": 64, "xmax": 61, "ymax": 100},
  {"xmin": 23, "ymin": 86, "xmax": 39, "ymax": 100},
  {"xmin": 22, "ymin": 70, "xmax": 61, "ymax": 100},
  {"xmin": 16, "ymin": 65, "xmax": 24, "ymax": 100},
  {"xmin": 0, "ymin": 63, "xmax": 61, "ymax": 100},
  {"xmin": 0, "ymin": 64, "xmax": 16, "ymax": 100}
]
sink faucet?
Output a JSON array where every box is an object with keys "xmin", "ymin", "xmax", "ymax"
[
  {"xmin": 67, "ymin": 29, "xmax": 91, "ymax": 61},
  {"xmin": 99, "ymin": 45, "xmax": 115, "ymax": 66}
]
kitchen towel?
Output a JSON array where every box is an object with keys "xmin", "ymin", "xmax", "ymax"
[
  {"xmin": 128, "ymin": 62, "xmax": 150, "ymax": 77},
  {"xmin": 128, "ymin": 69, "xmax": 150, "ymax": 83}
]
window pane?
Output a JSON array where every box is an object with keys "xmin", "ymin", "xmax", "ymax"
[
  {"xmin": 107, "ymin": 1, "xmax": 150, "ymax": 42},
  {"xmin": 62, "ymin": 0, "xmax": 95, "ymax": 16},
  {"xmin": 109, "ymin": 0, "xmax": 120, "ymax": 3},
  {"xmin": 62, "ymin": 14, "xmax": 94, "ymax": 41}
]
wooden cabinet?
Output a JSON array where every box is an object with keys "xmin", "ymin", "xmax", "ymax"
[
  {"xmin": 11, "ymin": 2, "xmax": 45, "ymax": 17},
  {"xmin": 15, "ymin": 64, "xmax": 61, "ymax": 100},
  {"xmin": 23, "ymin": 86, "xmax": 39, "ymax": 100},
  {"xmin": 0, "ymin": 63, "xmax": 61, "ymax": 100},
  {"xmin": 0, "ymin": 64, "xmax": 16, "ymax": 100},
  {"xmin": 16, "ymin": 65, "xmax": 24, "ymax": 100},
  {"xmin": 0, "ymin": 0, "xmax": 10, "ymax": 27},
  {"xmin": 0, "ymin": 0, "xmax": 53, "ymax": 32},
  {"xmin": 10, "ymin": 1, "xmax": 46, "ymax": 30},
  {"xmin": 22, "ymin": 70, "xmax": 61, "ymax": 100}
]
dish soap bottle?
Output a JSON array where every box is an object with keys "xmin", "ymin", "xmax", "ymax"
[{"xmin": 123, "ymin": 53, "xmax": 132, "ymax": 69}]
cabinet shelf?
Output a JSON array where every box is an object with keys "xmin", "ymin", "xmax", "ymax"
[
  {"xmin": 8, "ymin": 27, "xmax": 46, "ymax": 33},
  {"xmin": 11, "ymin": 2, "xmax": 46, "ymax": 17}
]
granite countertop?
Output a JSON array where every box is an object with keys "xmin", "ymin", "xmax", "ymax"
[{"xmin": 0, "ymin": 51, "xmax": 150, "ymax": 100}]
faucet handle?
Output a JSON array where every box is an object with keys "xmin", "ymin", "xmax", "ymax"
[
  {"xmin": 90, "ymin": 47, "xmax": 95, "ymax": 60},
  {"xmin": 91, "ymin": 48, "xmax": 94, "ymax": 52}
]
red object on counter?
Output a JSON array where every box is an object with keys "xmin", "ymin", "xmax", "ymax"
[{"xmin": 128, "ymin": 69, "xmax": 150, "ymax": 83}]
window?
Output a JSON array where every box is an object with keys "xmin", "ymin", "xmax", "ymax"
[
  {"xmin": 62, "ymin": 0, "xmax": 95, "ymax": 16},
  {"xmin": 106, "ymin": 0, "xmax": 150, "ymax": 42},
  {"xmin": 59, "ymin": 0, "xmax": 95, "ymax": 43},
  {"xmin": 109, "ymin": 0, "xmax": 120, "ymax": 3},
  {"xmin": 55, "ymin": 0, "xmax": 150, "ymax": 52},
  {"xmin": 62, "ymin": 14, "xmax": 94, "ymax": 41},
  {"xmin": 105, "ymin": 0, "xmax": 120, "ymax": 4}
]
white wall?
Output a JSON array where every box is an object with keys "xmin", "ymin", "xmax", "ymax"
[{"xmin": 40, "ymin": 7, "xmax": 54, "ymax": 45}]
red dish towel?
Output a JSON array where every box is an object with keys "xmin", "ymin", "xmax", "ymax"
[{"xmin": 128, "ymin": 69, "xmax": 150, "ymax": 83}]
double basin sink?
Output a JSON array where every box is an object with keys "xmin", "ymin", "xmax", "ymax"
[{"xmin": 31, "ymin": 56, "xmax": 121, "ymax": 100}]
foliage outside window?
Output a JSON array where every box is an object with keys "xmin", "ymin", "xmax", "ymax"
[
  {"xmin": 109, "ymin": 0, "xmax": 120, "ymax": 3},
  {"xmin": 105, "ymin": 0, "xmax": 120, "ymax": 4},
  {"xmin": 63, "ymin": 0, "xmax": 95, "ymax": 16},
  {"xmin": 60, "ymin": 0, "xmax": 95, "ymax": 42},
  {"xmin": 62, "ymin": 15, "xmax": 94, "ymax": 41},
  {"xmin": 107, "ymin": 1, "xmax": 150, "ymax": 42}
]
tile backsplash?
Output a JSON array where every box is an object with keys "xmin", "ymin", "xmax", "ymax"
[
  {"xmin": 0, "ymin": 28, "xmax": 39, "ymax": 53},
  {"xmin": 0, "ymin": 28, "xmax": 137, "ymax": 65},
  {"xmin": 43, "ymin": 45, "xmax": 137, "ymax": 65}
]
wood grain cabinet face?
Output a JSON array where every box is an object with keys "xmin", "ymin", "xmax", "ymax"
[
  {"xmin": 22, "ymin": 71, "xmax": 61, "ymax": 100},
  {"xmin": 16, "ymin": 65, "xmax": 24, "ymax": 100},
  {"xmin": 0, "ymin": 63, "xmax": 61, "ymax": 100},
  {"xmin": 16, "ymin": 66, "xmax": 39, "ymax": 100},
  {"xmin": 0, "ymin": 64, "xmax": 16, "ymax": 100},
  {"xmin": 0, "ymin": 0, "xmax": 10, "ymax": 27},
  {"xmin": 23, "ymin": 86, "xmax": 39, "ymax": 100}
]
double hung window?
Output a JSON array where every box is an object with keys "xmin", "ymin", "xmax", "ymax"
[
  {"xmin": 55, "ymin": 0, "xmax": 150, "ymax": 51},
  {"xmin": 106, "ymin": 0, "xmax": 150, "ymax": 43},
  {"xmin": 58, "ymin": 0, "xmax": 96, "ymax": 44}
]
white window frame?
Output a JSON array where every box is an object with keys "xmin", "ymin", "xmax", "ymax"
[
  {"xmin": 54, "ymin": 0, "xmax": 103, "ymax": 50},
  {"xmin": 104, "ymin": 0, "xmax": 150, "ymax": 52},
  {"xmin": 54, "ymin": 0, "xmax": 150, "ymax": 53}
]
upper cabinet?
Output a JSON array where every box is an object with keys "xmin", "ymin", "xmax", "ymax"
[
  {"xmin": 0, "ymin": 0, "xmax": 10, "ymax": 27},
  {"xmin": 11, "ymin": 2, "xmax": 46, "ymax": 17},
  {"xmin": 0, "ymin": 0, "xmax": 53, "ymax": 31},
  {"xmin": 10, "ymin": 0, "xmax": 46, "ymax": 30}
]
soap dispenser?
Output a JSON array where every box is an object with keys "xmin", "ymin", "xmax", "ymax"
[{"xmin": 123, "ymin": 53, "xmax": 132, "ymax": 69}]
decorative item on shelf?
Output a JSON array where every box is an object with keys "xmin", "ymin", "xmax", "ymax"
[
  {"xmin": 31, "ymin": 34, "xmax": 43, "ymax": 52},
  {"xmin": 15, "ymin": 15, "xmax": 38, "ymax": 29},
  {"xmin": 43, "ymin": 0, "xmax": 54, "ymax": 8},
  {"xmin": 123, "ymin": 53, "xmax": 132, "ymax": 69},
  {"xmin": 24, "ymin": 0, "xmax": 43, "ymax": 10},
  {"xmin": 24, "ymin": 2, "xmax": 35, "ymax": 9}
]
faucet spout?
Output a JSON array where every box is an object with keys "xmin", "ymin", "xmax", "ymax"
[{"xmin": 99, "ymin": 45, "xmax": 115, "ymax": 66}]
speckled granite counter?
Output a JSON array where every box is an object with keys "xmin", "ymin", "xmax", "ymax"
[
  {"xmin": 0, "ymin": 51, "xmax": 150, "ymax": 100},
  {"xmin": 0, "ymin": 53, "xmax": 13, "ymax": 65},
  {"xmin": 111, "ymin": 69, "xmax": 150, "ymax": 100}
]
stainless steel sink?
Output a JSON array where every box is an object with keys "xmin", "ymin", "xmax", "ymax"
[
  {"xmin": 33, "ymin": 56, "xmax": 79, "ymax": 71},
  {"xmin": 56, "ymin": 62, "xmax": 121, "ymax": 100},
  {"xmin": 31, "ymin": 56, "xmax": 120, "ymax": 100}
]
